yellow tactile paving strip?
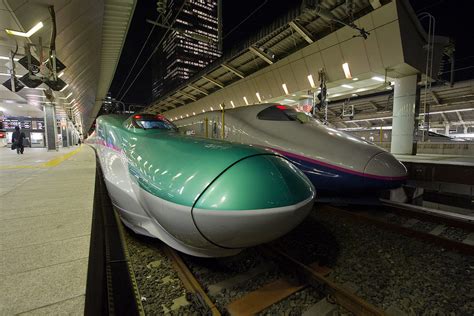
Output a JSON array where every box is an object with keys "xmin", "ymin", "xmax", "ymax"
[{"xmin": 0, "ymin": 147, "xmax": 83, "ymax": 170}]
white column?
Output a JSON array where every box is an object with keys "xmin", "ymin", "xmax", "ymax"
[
  {"xmin": 43, "ymin": 105, "xmax": 58, "ymax": 151},
  {"xmin": 390, "ymin": 74, "xmax": 420, "ymax": 155}
]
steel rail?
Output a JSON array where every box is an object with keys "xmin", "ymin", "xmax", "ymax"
[
  {"xmin": 163, "ymin": 246, "xmax": 221, "ymax": 316},
  {"xmin": 264, "ymin": 245, "xmax": 385, "ymax": 316}
]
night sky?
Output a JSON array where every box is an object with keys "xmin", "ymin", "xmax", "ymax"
[{"xmin": 108, "ymin": 0, "xmax": 473, "ymax": 106}]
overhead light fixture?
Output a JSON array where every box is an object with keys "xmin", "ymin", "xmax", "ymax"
[
  {"xmin": 0, "ymin": 73, "xmax": 21, "ymax": 77},
  {"xmin": 342, "ymin": 62, "xmax": 352, "ymax": 79},
  {"xmin": 5, "ymin": 22, "xmax": 44, "ymax": 37},
  {"xmin": 192, "ymin": 112, "xmax": 196, "ymax": 115},
  {"xmin": 356, "ymin": 88, "xmax": 368, "ymax": 92},
  {"xmin": 371, "ymin": 76, "xmax": 385, "ymax": 82},
  {"xmin": 202, "ymin": 109, "xmax": 205, "ymax": 113},
  {"xmin": 60, "ymin": 84, "xmax": 69, "ymax": 92},
  {"xmin": 243, "ymin": 96, "xmax": 249, "ymax": 105},
  {"xmin": 58, "ymin": 71, "xmax": 64, "ymax": 78},
  {"xmin": 341, "ymin": 84, "xmax": 354, "ymax": 89},
  {"xmin": 210, "ymin": 106, "xmax": 214, "ymax": 111},
  {"xmin": 352, "ymin": 77, "xmax": 359, "ymax": 81},
  {"xmin": 186, "ymin": 114, "xmax": 189, "ymax": 117},
  {"xmin": 0, "ymin": 56, "xmax": 19, "ymax": 61},
  {"xmin": 256, "ymin": 92, "xmax": 262, "ymax": 102},
  {"xmin": 219, "ymin": 104, "xmax": 223, "ymax": 109},
  {"xmin": 307, "ymin": 74, "xmax": 316, "ymax": 88},
  {"xmin": 331, "ymin": 93, "xmax": 342, "ymax": 97},
  {"xmin": 282, "ymin": 83, "xmax": 289, "ymax": 95},
  {"xmin": 230, "ymin": 100, "xmax": 235, "ymax": 108}
]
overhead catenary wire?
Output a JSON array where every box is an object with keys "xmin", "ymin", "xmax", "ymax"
[
  {"xmin": 118, "ymin": 0, "xmax": 188, "ymax": 102},
  {"xmin": 115, "ymin": 15, "xmax": 161, "ymax": 98}
]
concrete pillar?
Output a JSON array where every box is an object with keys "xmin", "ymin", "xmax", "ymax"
[
  {"xmin": 43, "ymin": 105, "xmax": 58, "ymax": 151},
  {"xmin": 390, "ymin": 74, "xmax": 420, "ymax": 155},
  {"xmin": 61, "ymin": 119, "xmax": 68, "ymax": 148},
  {"xmin": 67, "ymin": 122, "xmax": 73, "ymax": 146}
]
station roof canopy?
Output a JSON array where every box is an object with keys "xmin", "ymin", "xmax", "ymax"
[
  {"xmin": 147, "ymin": 0, "xmax": 449, "ymax": 117},
  {"xmin": 0, "ymin": 0, "xmax": 136, "ymax": 133}
]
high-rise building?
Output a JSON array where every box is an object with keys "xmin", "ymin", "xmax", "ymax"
[{"xmin": 152, "ymin": 0, "xmax": 222, "ymax": 101}]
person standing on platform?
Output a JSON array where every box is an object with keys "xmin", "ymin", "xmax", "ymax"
[{"xmin": 12, "ymin": 126, "xmax": 25, "ymax": 154}]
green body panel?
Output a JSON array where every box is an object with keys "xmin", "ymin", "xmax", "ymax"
[
  {"xmin": 96, "ymin": 114, "xmax": 314, "ymax": 210},
  {"xmin": 194, "ymin": 155, "xmax": 312, "ymax": 210}
]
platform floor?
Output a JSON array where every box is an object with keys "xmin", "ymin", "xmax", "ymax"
[
  {"xmin": 395, "ymin": 153, "xmax": 474, "ymax": 166},
  {"xmin": 0, "ymin": 146, "xmax": 96, "ymax": 315}
]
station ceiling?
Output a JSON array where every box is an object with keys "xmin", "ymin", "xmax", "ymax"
[{"xmin": 0, "ymin": 0, "xmax": 136, "ymax": 133}]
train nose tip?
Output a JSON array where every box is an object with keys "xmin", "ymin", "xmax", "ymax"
[
  {"xmin": 364, "ymin": 151, "xmax": 407, "ymax": 180},
  {"xmin": 192, "ymin": 155, "xmax": 315, "ymax": 248}
]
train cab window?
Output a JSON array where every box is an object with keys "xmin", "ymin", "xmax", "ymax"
[
  {"xmin": 257, "ymin": 105, "xmax": 316, "ymax": 124},
  {"xmin": 130, "ymin": 114, "xmax": 177, "ymax": 131}
]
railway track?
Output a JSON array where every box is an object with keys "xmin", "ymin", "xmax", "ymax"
[
  {"xmin": 321, "ymin": 201, "xmax": 474, "ymax": 256},
  {"xmin": 165, "ymin": 244, "xmax": 384, "ymax": 315},
  {"xmin": 105, "ymin": 190, "xmax": 473, "ymax": 315}
]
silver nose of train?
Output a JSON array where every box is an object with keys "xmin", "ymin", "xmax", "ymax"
[{"xmin": 364, "ymin": 151, "xmax": 407, "ymax": 180}]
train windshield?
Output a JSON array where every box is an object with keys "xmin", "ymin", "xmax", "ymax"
[
  {"xmin": 257, "ymin": 105, "xmax": 318, "ymax": 124},
  {"xmin": 131, "ymin": 114, "xmax": 177, "ymax": 131}
]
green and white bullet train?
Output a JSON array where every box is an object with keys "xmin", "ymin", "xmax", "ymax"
[{"xmin": 88, "ymin": 114, "xmax": 315, "ymax": 257}]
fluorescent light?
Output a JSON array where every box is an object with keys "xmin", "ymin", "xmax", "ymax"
[
  {"xmin": 5, "ymin": 22, "xmax": 44, "ymax": 37},
  {"xmin": 180, "ymin": 115, "xmax": 183, "ymax": 118},
  {"xmin": 331, "ymin": 93, "xmax": 342, "ymax": 97},
  {"xmin": 202, "ymin": 109, "xmax": 205, "ymax": 113},
  {"xmin": 0, "ymin": 73, "xmax": 21, "ymax": 77},
  {"xmin": 243, "ymin": 96, "xmax": 249, "ymax": 105},
  {"xmin": 342, "ymin": 62, "xmax": 352, "ymax": 79},
  {"xmin": 26, "ymin": 94, "xmax": 46, "ymax": 98},
  {"xmin": 307, "ymin": 74, "xmax": 316, "ymax": 88},
  {"xmin": 60, "ymin": 84, "xmax": 69, "ymax": 92},
  {"xmin": 219, "ymin": 104, "xmax": 223, "ymax": 109},
  {"xmin": 70, "ymin": 99, "xmax": 76, "ymax": 103},
  {"xmin": 192, "ymin": 112, "xmax": 196, "ymax": 115},
  {"xmin": 0, "ymin": 56, "xmax": 19, "ymax": 61},
  {"xmin": 356, "ymin": 88, "xmax": 368, "ymax": 92},
  {"xmin": 230, "ymin": 100, "xmax": 235, "ymax": 108},
  {"xmin": 372, "ymin": 76, "xmax": 385, "ymax": 82},
  {"xmin": 175, "ymin": 117, "xmax": 178, "ymax": 120},
  {"xmin": 17, "ymin": 105, "xmax": 23, "ymax": 107},
  {"xmin": 341, "ymin": 84, "xmax": 354, "ymax": 89},
  {"xmin": 352, "ymin": 77, "xmax": 359, "ymax": 81},
  {"xmin": 210, "ymin": 106, "xmax": 214, "ymax": 111},
  {"xmin": 58, "ymin": 71, "xmax": 64, "ymax": 78},
  {"xmin": 256, "ymin": 92, "xmax": 262, "ymax": 102},
  {"xmin": 282, "ymin": 83, "xmax": 289, "ymax": 95},
  {"xmin": 186, "ymin": 114, "xmax": 189, "ymax": 117},
  {"xmin": 430, "ymin": 108, "xmax": 474, "ymax": 115}
]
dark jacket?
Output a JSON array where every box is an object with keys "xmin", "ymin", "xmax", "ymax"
[{"xmin": 12, "ymin": 130, "xmax": 25, "ymax": 145}]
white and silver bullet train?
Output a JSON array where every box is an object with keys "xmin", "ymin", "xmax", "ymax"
[{"xmin": 175, "ymin": 103, "xmax": 407, "ymax": 198}]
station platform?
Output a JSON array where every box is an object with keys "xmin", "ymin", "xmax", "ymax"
[
  {"xmin": 395, "ymin": 154, "xmax": 474, "ymax": 167},
  {"xmin": 0, "ymin": 146, "xmax": 96, "ymax": 315}
]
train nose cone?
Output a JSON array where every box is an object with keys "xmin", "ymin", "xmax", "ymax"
[
  {"xmin": 192, "ymin": 155, "xmax": 315, "ymax": 249},
  {"xmin": 364, "ymin": 152, "xmax": 407, "ymax": 189}
]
